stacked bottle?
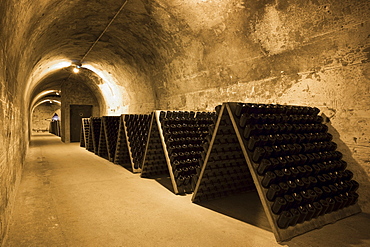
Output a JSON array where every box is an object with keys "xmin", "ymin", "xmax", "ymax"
[
  {"xmin": 141, "ymin": 113, "xmax": 168, "ymax": 177},
  {"xmin": 89, "ymin": 117, "xmax": 102, "ymax": 154},
  {"xmin": 193, "ymin": 105, "xmax": 255, "ymax": 202},
  {"xmin": 113, "ymin": 115, "xmax": 132, "ymax": 166},
  {"xmin": 102, "ymin": 116, "xmax": 121, "ymax": 162},
  {"xmin": 97, "ymin": 118, "xmax": 109, "ymax": 159},
  {"xmin": 125, "ymin": 114, "xmax": 151, "ymax": 169},
  {"xmin": 160, "ymin": 110, "xmax": 216, "ymax": 193},
  {"xmin": 234, "ymin": 103, "xmax": 360, "ymax": 229}
]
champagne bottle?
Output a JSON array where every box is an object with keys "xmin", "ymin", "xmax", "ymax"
[
  {"xmin": 305, "ymin": 204, "xmax": 316, "ymax": 221},
  {"xmin": 261, "ymin": 171, "xmax": 277, "ymax": 188},
  {"xmin": 272, "ymin": 197, "xmax": 287, "ymax": 214},
  {"xmin": 266, "ymin": 184, "xmax": 281, "ymax": 201},
  {"xmin": 289, "ymin": 208, "xmax": 300, "ymax": 226},
  {"xmin": 297, "ymin": 205, "xmax": 308, "ymax": 223},
  {"xmin": 277, "ymin": 211, "xmax": 292, "ymax": 229}
]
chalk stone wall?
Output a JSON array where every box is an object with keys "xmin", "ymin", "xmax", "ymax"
[{"xmin": 31, "ymin": 103, "xmax": 61, "ymax": 133}]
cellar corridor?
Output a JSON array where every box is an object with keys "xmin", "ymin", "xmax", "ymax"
[
  {"xmin": 3, "ymin": 133, "xmax": 370, "ymax": 247},
  {"xmin": 1, "ymin": 0, "xmax": 370, "ymax": 245}
]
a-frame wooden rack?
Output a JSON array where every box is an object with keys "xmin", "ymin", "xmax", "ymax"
[
  {"xmin": 140, "ymin": 111, "xmax": 169, "ymax": 183},
  {"xmin": 124, "ymin": 114, "xmax": 152, "ymax": 173},
  {"xmin": 113, "ymin": 114, "xmax": 132, "ymax": 169},
  {"xmin": 141, "ymin": 110, "xmax": 215, "ymax": 194},
  {"xmin": 98, "ymin": 118, "xmax": 109, "ymax": 160},
  {"xmin": 111, "ymin": 114, "xmax": 151, "ymax": 173},
  {"xmin": 192, "ymin": 102, "xmax": 361, "ymax": 242},
  {"xmin": 95, "ymin": 116, "xmax": 122, "ymax": 162},
  {"xmin": 80, "ymin": 118, "xmax": 90, "ymax": 148},
  {"xmin": 87, "ymin": 117, "xmax": 101, "ymax": 154}
]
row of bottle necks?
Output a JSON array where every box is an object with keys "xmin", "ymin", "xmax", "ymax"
[
  {"xmin": 100, "ymin": 113, "xmax": 221, "ymax": 129},
  {"xmin": 262, "ymin": 166, "xmax": 355, "ymax": 188},
  {"xmin": 159, "ymin": 110, "xmax": 216, "ymax": 119},
  {"xmin": 234, "ymin": 102, "xmax": 320, "ymax": 116},
  {"xmin": 161, "ymin": 117, "xmax": 216, "ymax": 126},
  {"xmin": 276, "ymin": 190, "xmax": 359, "ymax": 229},
  {"xmin": 162, "ymin": 124, "xmax": 211, "ymax": 133},
  {"xmin": 124, "ymin": 114, "xmax": 151, "ymax": 123},
  {"xmin": 125, "ymin": 124, "xmax": 150, "ymax": 134},
  {"xmin": 254, "ymin": 150, "xmax": 343, "ymax": 169},
  {"xmin": 245, "ymin": 131, "xmax": 332, "ymax": 148},
  {"xmin": 266, "ymin": 174, "xmax": 358, "ymax": 203},
  {"xmin": 237, "ymin": 111, "xmax": 324, "ymax": 126}
]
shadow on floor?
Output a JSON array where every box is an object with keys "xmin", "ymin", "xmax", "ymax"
[
  {"xmin": 196, "ymin": 191, "xmax": 272, "ymax": 232},
  {"xmin": 139, "ymin": 174, "xmax": 177, "ymax": 194},
  {"xmin": 154, "ymin": 175, "xmax": 176, "ymax": 194},
  {"xmin": 282, "ymin": 212, "xmax": 370, "ymax": 247}
]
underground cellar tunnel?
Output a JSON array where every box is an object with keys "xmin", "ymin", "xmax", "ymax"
[{"xmin": 1, "ymin": 0, "xmax": 370, "ymax": 246}]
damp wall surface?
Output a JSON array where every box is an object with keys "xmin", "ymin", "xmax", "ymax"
[
  {"xmin": 0, "ymin": 66, "xmax": 26, "ymax": 244},
  {"xmin": 0, "ymin": 1, "xmax": 28, "ymax": 242},
  {"xmin": 150, "ymin": 0, "xmax": 370, "ymax": 212}
]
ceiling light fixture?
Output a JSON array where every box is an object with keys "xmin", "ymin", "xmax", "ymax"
[{"xmin": 72, "ymin": 62, "xmax": 82, "ymax": 73}]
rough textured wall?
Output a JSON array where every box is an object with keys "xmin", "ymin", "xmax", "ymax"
[
  {"xmin": 31, "ymin": 103, "xmax": 60, "ymax": 132},
  {"xmin": 152, "ymin": 0, "xmax": 370, "ymax": 212},
  {"xmin": 0, "ymin": 80, "xmax": 25, "ymax": 245},
  {"xmin": 61, "ymin": 80, "xmax": 101, "ymax": 143},
  {"xmin": 0, "ymin": 1, "xmax": 28, "ymax": 243}
]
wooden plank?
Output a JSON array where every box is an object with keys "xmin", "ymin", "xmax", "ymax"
[
  {"xmin": 88, "ymin": 117, "xmax": 101, "ymax": 154},
  {"xmin": 192, "ymin": 104, "xmax": 224, "ymax": 202},
  {"xmin": 113, "ymin": 115, "xmax": 131, "ymax": 167},
  {"xmin": 82, "ymin": 118, "xmax": 90, "ymax": 149},
  {"xmin": 80, "ymin": 119, "xmax": 85, "ymax": 147},
  {"xmin": 154, "ymin": 111, "xmax": 179, "ymax": 194},
  {"xmin": 86, "ymin": 118, "xmax": 94, "ymax": 152},
  {"xmin": 98, "ymin": 119, "xmax": 109, "ymax": 159},
  {"xmin": 141, "ymin": 112, "xmax": 168, "ymax": 178},
  {"xmin": 123, "ymin": 115, "xmax": 140, "ymax": 173},
  {"xmin": 102, "ymin": 116, "xmax": 120, "ymax": 162}
]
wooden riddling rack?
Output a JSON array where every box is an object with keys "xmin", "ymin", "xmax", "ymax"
[
  {"xmin": 95, "ymin": 116, "xmax": 121, "ymax": 161},
  {"xmin": 98, "ymin": 118, "xmax": 109, "ymax": 160},
  {"xmin": 83, "ymin": 116, "xmax": 120, "ymax": 161},
  {"xmin": 141, "ymin": 110, "xmax": 216, "ymax": 194},
  {"xmin": 102, "ymin": 116, "xmax": 121, "ymax": 162},
  {"xmin": 191, "ymin": 106, "xmax": 256, "ymax": 201},
  {"xmin": 87, "ymin": 117, "xmax": 102, "ymax": 154},
  {"xmin": 113, "ymin": 115, "xmax": 132, "ymax": 168},
  {"xmin": 80, "ymin": 114, "xmax": 151, "ymax": 173},
  {"xmin": 123, "ymin": 114, "xmax": 152, "ymax": 173},
  {"xmin": 192, "ymin": 102, "xmax": 361, "ymax": 242}
]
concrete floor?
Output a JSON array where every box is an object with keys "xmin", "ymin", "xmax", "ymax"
[{"xmin": 3, "ymin": 134, "xmax": 370, "ymax": 247}]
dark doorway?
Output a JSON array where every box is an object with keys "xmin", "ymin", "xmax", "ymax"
[{"xmin": 70, "ymin": 105, "xmax": 92, "ymax": 142}]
